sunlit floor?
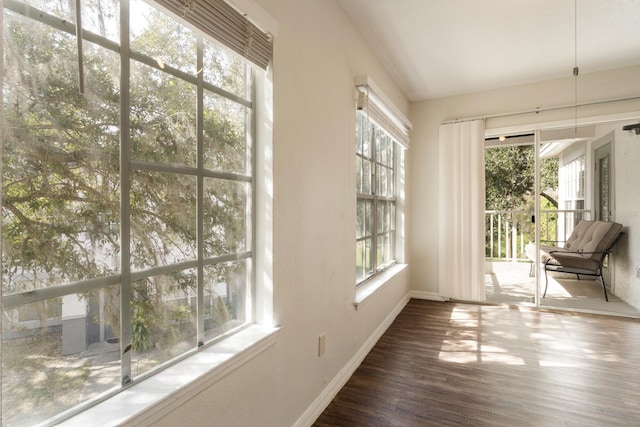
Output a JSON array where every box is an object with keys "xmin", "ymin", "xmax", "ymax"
[{"xmin": 485, "ymin": 261, "xmax": 640, "ymax": 316}]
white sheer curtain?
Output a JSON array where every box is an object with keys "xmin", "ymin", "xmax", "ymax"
[{"xmin": 438, "ymin": 120, "xmax": 486, "ymax": 301}]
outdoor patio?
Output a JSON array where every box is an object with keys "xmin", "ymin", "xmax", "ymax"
[{"xmin": 485, "ymin": 261, "xmax": 640, "ymax": 316}]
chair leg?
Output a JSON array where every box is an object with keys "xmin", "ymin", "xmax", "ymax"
[
  {"xmin": 600, "ymin": 272, "xmax": 609, "ymax": 302},
  {"xmin": 543, "ymin": 268, "xmax": 549, "ymax": 298},
  {"xmin": 529, "ymin": 261, "xmax": 534, "ymax": 278}
]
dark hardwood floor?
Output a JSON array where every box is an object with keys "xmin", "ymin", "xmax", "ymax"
[{"xmin": 314, "ymin": 299, "xmax": 640, "ymax": 426}]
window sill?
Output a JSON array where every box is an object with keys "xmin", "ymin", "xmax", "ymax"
[
  {"xmin": 59, "ymin": 324, "xmax": 280, "ymax": 426},
  {"xmin": 354, "ymin": 263, "xmax": 407, "ymax": 310}
]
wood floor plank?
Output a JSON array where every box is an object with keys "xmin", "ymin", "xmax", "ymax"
[{"xmin": 313, "ymin": 299, "xmax": 640, "ymax": 426}]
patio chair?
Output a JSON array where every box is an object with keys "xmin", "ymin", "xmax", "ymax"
[{"xmin": 540, "ymin": 220, "xmax": 624, "ymax": 301}]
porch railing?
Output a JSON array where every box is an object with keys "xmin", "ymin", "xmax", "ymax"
[{"xmin": 485, "ymin": 209, "xmax": 591, "ymax": 261}]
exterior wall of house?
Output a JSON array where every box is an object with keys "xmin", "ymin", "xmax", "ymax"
[
  {"xmin": 612, "ymin": 128, "xmax": 640, "ymax": 308},
  {"xmin": 410, "ymin": 65, "xmax": 640, "ymax": 298},
  {"xmin": 135, "ymin": 1, "xmax": 412, "ymax": 426}
]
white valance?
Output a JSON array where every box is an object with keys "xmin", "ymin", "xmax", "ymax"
[{"xmin": 355, "ymin": 76, "xmax": 411, "ymax": 149}]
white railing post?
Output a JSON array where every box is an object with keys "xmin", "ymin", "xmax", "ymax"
[
  {"xmin": 511, "ymin": 218, "xmax": 518, "ymax": 262},
  {"xmin": 490, "ymin": 213, "xmax": 494, "ymax": 258},
  {"xmin": 485, "ymin": 209, "xmax": 585, "ymax": 262},
  {"xmin": 497, "ymin": 214, "xmax": 502, "ymax": 259}
]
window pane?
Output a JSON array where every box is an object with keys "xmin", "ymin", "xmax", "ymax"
[
  {"xmin": 386, "ymin": 136, "xmax": 394, "ymax": 167},
  {"xmin": 357, "ymin": 199, "xmax": 374, "ymax": 240},
  {"xmin": 356, "ymin": 240, "xmax": 366, "ymax": 283},
  {"xmin": 365, "ymin": 200, "xmax": 374, "ymax": 237},
  {"xmin": 377, "ymin": 233, "xmax": 389, "ymax": 268},
  {"xmin": 356, "ymin": 112, "xmax": 362, "ymax": 154},
  {"xmin": 389, "ymin": 166, "xmax": 395, "ymax": 195},
  {"xmin": 376, "ymin": 165, "xmax": 386, "ymax": 197},
  {"xmin": 2, "ymin": 14, "xmax": 121, "ymax": 294},
  {"xmin": 130, "ymin": 0, "xmax": 197, "ymax": 75},
  {"xmin": 379, "ymin": 132, "xmax": 394, "ymax": 167},
  {"xmin": 130, "ymin": 61, "xmax": 197, "ymax": 166},
  {"xmin": 376, "ymin": 131, "xmax": 386, "ymax": 165},
  {"xmin": 130, "ymin": 171, "xmax": 197, "ymax": 269},
  {"xmin": 2, "ymin": 287, "xmax": 121, "ymax": 426},
  {"xmin": 131, "ymin": 270, "xmax": 197, "ymax": 377},
  {"xmin": 82, "ymin": 0, "xmax": 119, "ymax": 42},
  {"xmin": 356, "ymin": 238, "xmax": 373, "ymax": 282},
  {"xmin": 377, "ymin": 201, "xmax": 386, "ymax": 234},
  {"xmin": 203, "ymin": 39, "xmax": 248, "ymax": 98},
  {"xmin": 361, "ymin": 159, "xmax": 372, "ymax": 195},
  {"xmin": 390, "ymin": 201, "xmax": 396, "ymax": 232},
  {"xmin": 356, "ymin": 156, "xmax": 363, "ymax": 193},
  {"xmin": 203, "ymin": 91, "xmax": 249, "ymax": 175},
  {"xmin": 203, "ymin": 178, "xmax": 250, "ymax": 257},
  {"xmin": 376, "ymin": 165, "xmax": 395, "ymax": 197},
  {"xmin": 20, "ymin": 0, "xmax": 72, "ymax": 20},
  {"xmin": 356, "ymin": 199, "xmax": 366, "ymax": 239},
  {"xmin": 204, "ymin": 260, "xmax": 248, "ymax": 342},
  {"xmin": 356, "ymin": 111, "xmax": 370, "ymax": 157}
]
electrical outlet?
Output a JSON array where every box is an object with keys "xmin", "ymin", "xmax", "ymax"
[{"xmin": 318, "ymin": 334, "xmax": 326, "ymax": 357}]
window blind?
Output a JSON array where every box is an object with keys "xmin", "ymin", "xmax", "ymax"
[
  {"xmin": 153, "ymin": 0, "xmax": 272, "ymax": 69},
  {"xmin": 355, "ymin": 77, "xmax": 411, "ymax": 149}
]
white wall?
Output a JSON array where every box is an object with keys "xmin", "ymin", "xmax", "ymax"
[
  {"xmin": 613, "ymin": 128, "xmax": 640, "ymax": 308},
  {"xmin": 146, "ymin": 1, "xmax": 411, "ymax": 426},
  {"xmin": 410, "ymin": 65, "xmax": 640, "ymax": 296}
]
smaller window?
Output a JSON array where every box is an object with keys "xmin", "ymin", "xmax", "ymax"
[
  {"xmin": 562, "ymin": 155, "xmax": 586, "ymax": 229},
  {"xmin": 355, "ymin": 78, "xmax": 410, "ymax": 285}
]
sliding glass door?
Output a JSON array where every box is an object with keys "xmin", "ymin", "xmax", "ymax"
[{"xmin": 486, "ymin": 118, "xmax": 640, "ymax": 317}]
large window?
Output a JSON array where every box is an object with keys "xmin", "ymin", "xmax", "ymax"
[
  {"xmin": 1, "ymin": 0, "xmax": 270, "ymax": 424},
  {"xmin": 356, "ymin": 111, "xmax": 397, "ymax": 283}
]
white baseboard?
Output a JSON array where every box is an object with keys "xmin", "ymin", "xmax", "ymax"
[
  {"xmin": 410, "ymin": 290, "xmax": 448, "ymax": 301},
  {"xmin": 293, "ymin": 293, "xmax": 411, "ymax": 427}
]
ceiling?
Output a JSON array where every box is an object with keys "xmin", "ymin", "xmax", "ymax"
[{"xmin": 337, "ymin": 0, "xmax": 640, "ymax": 101}]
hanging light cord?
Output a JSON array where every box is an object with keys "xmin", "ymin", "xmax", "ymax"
[{"xmin": 573, "ymin": 0, "xmax": 579, "ymax": 132}]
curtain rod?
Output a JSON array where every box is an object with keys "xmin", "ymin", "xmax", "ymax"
[{"xmin": 442, "ymin": 95, "xmax": 640, "ymax": 125}]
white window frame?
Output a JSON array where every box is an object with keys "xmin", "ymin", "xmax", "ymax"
[
  {"xmin": 354, "ymin": 76, "xmax": 410, "ymax": 287},
  {"xmin": 356, "ymin": 113, "xmax": 397, "ymax": 283}
]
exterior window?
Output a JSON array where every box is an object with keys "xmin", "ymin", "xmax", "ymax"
[
  {"xmin": 1, "ymin": 0, "xmax": 267, "ymax": 424},
  {"xmin": 356, "ymin": 110, "xmax": 397, "ymax": 284},
  {"xmin": 563, "ymin": 155, "xmax": 585, "ymax": 206},
  {"xmin": 562, "ymin": 155, "xmax": 586, "ymax": 228}
]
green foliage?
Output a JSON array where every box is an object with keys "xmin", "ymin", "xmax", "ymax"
[
  {"xmin": 485, "ymin": 145, "xmax": 533, "ymax": 210},
  {"xmin": 485, "ymin": 145, "xmax": 558, "ymax": 211},
  {"xmin": 485, "ymin": 144, "xmax": 559, "ymax": 258},
  {"xmin": 2, "ymin": 5, "xmax": 248, "ymax": 293},
  {"xmin": 2, "ymin": 2, "xmax": 250, "ymax": 424},
  {"xmin": 131, "ymin": 298, "xmax": 155, "ymax": 352}
]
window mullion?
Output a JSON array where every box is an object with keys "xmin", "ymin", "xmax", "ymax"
[
  {"xmin": 119, "ymin": 0, "xmax": 133, "ymax": 386},
  {"xmin": 371, "ymin": 125, "xmax": 378, "ymax": 273},
  {"xmin": 249, "ymin": 65, "xmax": 257, "ymax": 323},
  {"xmin": 196, "ymin": 36, "xmax": 205, "ymax": 347},
  {"xmin": 73, "ymin": 0, "xmax": 85, "ymax": 94}
]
